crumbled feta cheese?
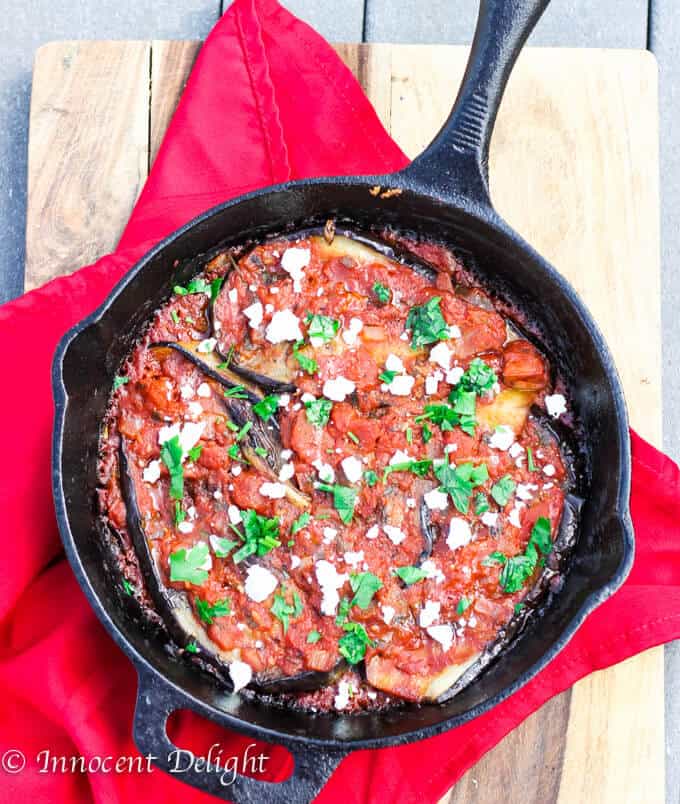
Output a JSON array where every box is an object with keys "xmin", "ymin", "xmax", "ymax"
[
  {"xmin": 315, "ymin": 560, "xmax": 348, "ymax": 616},
  {"xmin": 343, "ymin": 550, "xmax": 365, "ymax": 567},
  {"xmin": 228, "ymin": 504, "xmax": 242, "ymax": 524},
  {"xmin": 197, "ymin": 338, "xmax": 217, "ymax": 353},
  {"xmin": 447, "ymin": 517, "xmax": 473, "ymax": 550},
  {"xmin": 187, "ymin": 401, "xmax": 203, "ymax": 418},
  {"xmin": 406, "ymin": 497, "xmax": 416, "ymax": 509},
  {"xmin": 244, "ymin": 565, "xmax": 278, "ymax": 602},
  {"xmin": 213, "ymin": 489, "xmax": 223, "ymax": 501},
  {"xmin": 543, "ymin": 482, "xmax": 554, "ymax": 490},
  {"xmin": 419, "ymin": 600, "xmax": 441, "ymax": 628},
  {"xmin": 447, "ymin": 324, "xmax": 462, "ymax": 339},
  {"xmin": 312, "ymin": 459, "xmax": 335, "ymax": 483},
  {"xmin": 543, "ymin": 464, "xmax": 556, "ymax": 477},
  {"xmin": 180, "ymin": 382, "xmax": 195, "ymax": 400},
  {"xmin": 365, "ymin": 524, "xmax": 380, "ymax": 540},
  {"xmin": 427, "ymin": 624, "xmax": 454, "ymax": 651},
  {"xmin": 229, "ymin": 660, "xmax": 253, "ymax": 692},
  {"xmin": 278, "ymin": 395, "xmax": 290, "ymax": 409},
  {"xmin": 334, "ymin": 679, "xmax": 351, "ymax": 710},
  {"xmin": 278, "ymin": 462, "xmax": 295, "ymax": 482},
  {"xmin": 385, "ymin": 374, "xmax": 415, "ymax": 396},
  {"xmin": 385, "ymin": 353, "xmax": 405, "ymax": 373},
  {"xmin": 389, "ymin": 449, "xmax": 411, "ymax": 465},
  {"xmin": 400, "ymin": 332, "xmax": 409, "ymax": 341},
  {"xmin": 383, "ymin": 524, "xmax": 406, "ymax": 545},
  {"xmin": 177, "ymin": 521, "xmax": 194, "ymax": 534},
  {"xmin": 178, "ymin": 421, "xmax": 205, "ymax": 452},
  {"xmin": 515, "ymin": 483, "xmax": 533, "ymax": 501},
  {"xmin": 290, "ymin": 555, "xmax": 301, "ymax": 569},
  {"xmin": 508, "ymin": 507, "xmax": 523, "ymax": 528},
  {"xmin": 489, "ymin": 425, "xmax": 515, "ymax": 451},
  {"xmin": 228, "ymin": 288, "xmax": 238, "ymax": 304},
  {"xmin": 429, "ymin": 342, "xmax": 453, "ymax": 370},
  {"xmin": 280, "ymin": 247, "xmax": 310, "ymax": 291},
  {"xmin": 342, "ymin": 317, "xmax": 364, "ymax": 346},
  {"xmin": 281, "ymin": 448, "xmax": 293, "ymax": 460},
  {"xmin": 158, "ymin": 422, "xmax": 181, "ymax": 444},
  {"xmin": 481, "ymin": 512, "xmax": 499, "ymax": 528},
  {"xmin": 259, "ymin": 482, "xmax": 286, "ymax": 499},
  {"xmin": 196, "ymin": 382, "xmax": 211, "ymax": 398},
  {"xmin": 421, "ymin": 559, "xmax": 445, "ymax": 583},
  {"xmin": 323, "ymin": 527, "xmax": 338, "ymax": 544},
  {"xmin": 231, "ymin": 464, "xmax": 242, "ymax": 476},
  {"xmin": 301, "ymin": 392, "xmax": 316, "ymax": 403},
  {"xmin": 381, "ymin": 604, "xmax": 396, "ymax": 625},
  {"xmin": 265, "ymin": 309, "xmax": 303, "ymax": 343},
  {"xmin": 444, "ymin": 444, "xmax": 457, "ymax": 454},
  {"xmin": 545, "ymin": 393, "xmax": 567, "ymax": 419},
  {"xmin": 265, "ymin": 303, "xmax": 274, "ymax": 314},
  {"xmin": 341, "ymin": 455, "xmax": 363, "ymax": 484},
  {"xmin": 270, "ymin": 286, "xmax": 279, "ymax": 294},
  {"xmin": 508, "ymin": 442, "xmax": 524, "ymax": 459},
  {"xmin": 424, "ymin": 488, "xmax": 448, "ymax": 510},
  {"xmin": 323, "ymin": 375, "xmax": 356, "ymax": 402},
  {"xmin": 446, "ymin": 366, "xmax": 465, "ymax": 385},
  {"xmin": 143, "ymin": 459, "xmax": 161, "ymax": 484},
  {"xmin": 425, "ymin": 370, "xmax": 443, "ymax": 395}
]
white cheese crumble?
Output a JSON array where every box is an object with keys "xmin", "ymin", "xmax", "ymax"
[
  {"xmin": 406, "ymin": 497, "xmax": 416, "ymax": 509},
  {"xmin": 281, "ymin": 448, "xmax": 293, "ymax": 460},
  {"xmin": 180, "ymin": 382, "xmax": 195, "ymax": 400},
  {"xmin": 228, "ymin": 504, "xmax": 242, "ymax": 524},
  {"xmin": 196, "ymin": 382, "xmax": 211, "ymax": 398},
  {"xmin": 231, "ymin": 464, "xmax": 242, "ymax": 476},
  {"xmin": 142, "ymin": 459, "xmax": 161, "ymax": 484},
  {"xmin": 381, "ymin": 604, "xmax": 396, "ymax": 625},
  {"xmin": 421, "ymin": 559, "xmax": 445, "ymax": 583},
  {"xmin": 229, "ymin": 660, "xmax": 253, "ymax": 693},
  {"xmin": 515, "ymin": 483, "xmax": 533, "ymax": 501},
  {"xmin": 385, "ymin": 353, "xmax": 405, "ymax": 373},
  {"xmin": 389, "ymin": 449, "xmax": 412, "ymax": 466},
  {"xmin": 383, "ymin": 374, "xmax": 415, "ymax": 397},
  {"xmin": 545, "ymin": 393, "xmax": 567, "ymax": 419},
  {"xmin": 426, "ymin": 624, "xmax": 454, "ymax": 652},
  {"xmin": 447, "ymin": 517, "xmax": 473, "ymax": 550},
  {"xmin": 259, "ymin": 481, "xmax": 287, "ymax": 499},
  {"xmin": 280, "ymin": 247, "xmax": 310, "ymax": 291},
  {"xmin": 187, "ymin": 401, "xmax": 203, "ymax": 418},
  {"xmin": 312, "ymin": 459, "xmax": 335, "ymax": 483},
  {"xmin": 447, "ymin": 325, "xmax": 462, "ymax": 338},
  {"xmin": 365, "ymin": 524, "xmax": 380, "ymax": 540},
  {"xmin": 290, "ymin": 555, "xmax": 301, "ymax": 570},
  {"xmin": 446, "ymin": 366, "xmax": 465, "ymax": 385},
  {"xmin": 508, "ymin": 507, "xmax": 523, "ymax": 528},
  {"xmin": 342, "ymin": 317, "xmax": 364, "ymax": 346},
  {"xmin": 177, "ymin": 521, "xmax": 194, "ymax": 534},
  {"xmin": 278, "ymin": 395, "xmax": 290, "ymax": 409},
  {"xmin": 489, "ymin": 425, "xmax": 515, "ymax": 451},
  {"xmin": 424, "ymin": 488, "xmax": 448, "ymax": 510},
  {"xmin": 265, "ymin": 309, "xmax": 303, "ymax": 343},
  {"xmin": 419, "ymin": 600, "xmax": 441, "ymax": 628},
  {"xmin": 322, "ymin": 376, "xmax": 356, "ymax": 402},
  {"xmin": 341, "ymin": 455, "xmax": 363, "ymax": 484},
  {"xmin": 159, "ymin": 421, "xmax": 205, "ymax": 455},
  {"xmin": 228, "ymin": 288, "xmax": 238, "ymax": 304},
  {"xmin": 315, "ymin": 560, "xmax": 348, "ymax": 616},
  {"xmin": 508, "ymin": 442, "xmax": 524, "ymax": 459},
  {"xmin": 383, "ymin": 524, "xmax": 406, "ymax": 545},
  {"xmin": 278, "ymin": 462, "xmax": 295, "ymax": 482},
  {"xmin": 429, "ymin": 342, "xmax": 453, "ymax": 370},
  {"xmin": 543, "ymin": 464, "xmax": 556, "ymax": 477},
  {"xmin": 323, "ymin": 527, "xmax": 338, "ymax": 544},
  {"xmin": 481, "ymin": 512, "xmax": 499, "ymax": 528},
  {"xmin": 343, "ymin": 550, "xmax": 365, "ymax": 567},
  {"xmin": 244, "ymin": 565, "xmax": 278, "ymax": 602},
  {"xmin": 197, "ymin": 338, "xmax": 217, "ymax": 354},
  {"xmin": 301, "ymin": 392, "xmax": 316, "ymax": 404},
  {"xmin": 425, "ymin": 370, "xmax": 443, "ymax": 395},
  {"xmin": 334, "ymin": 679, "xmax": 352, "ymax": 710}
]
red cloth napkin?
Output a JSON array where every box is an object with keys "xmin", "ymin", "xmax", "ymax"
[{"xmin": 1, "ymin": 0, "xmax": 679, "ymax": 801}]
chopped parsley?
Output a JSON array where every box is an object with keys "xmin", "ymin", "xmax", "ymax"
[
  {"xmin": 160, "ymin": 435, "xmax": 184, "ymax": 500},
  {"xmin": 422, "ymin": 422, "xmax": 433, "ymax": 443},
  {"xmin": 291, "ymin": 511, "xmax": 311, "ymax": 534},
  {"xmin": 209, "ymin": 277, "xmax": 224, "ymax": 302},
  {"xmin": 232, "ymin": 510, "xmax": 281, "ymax": 563},
  {"xmin": 271, "ymin": 588, "xmax": 303, "ymax": 633},
  {"xmin": 223, "ymin": 385, "xmax": 249, "ymax": 399},
  {"xmin": 210, "ymin": 535, "xmax": 238, "ymax": 558},
  {"xmin": 253, "ymin": 394, "xmax": 279, "ymax": 421},
  {"xmin": 379, "ymin": 369, "xmax": 398, "ymax": 384},
  {"xmin": 514, "ymin": 603, "xmax": 526, "ymax": 615},
  {"xmin": 364, "ymin": 470, "xmax": 378, "ymax": 487},
  {"xmin": 489, "ymin": 516, "xmax": 553, "ymax": 593},
  {"xmin": 406, "ymin": 297, "xmax": 450, "ymax": 348},
  {"xmin": 185, "ymin": 641, "xmax": 199, "ymax": 654},
  {"xmin": 338, "ymin": 621, "xmax": 373, "ymax": 664},
  {"xmin": 383, "ymin": 458, "xmax": 432, "ymax": 482},
  {"xmin": 293, "ymin": 340, "xmax": 318, "ymax": 374},
  {"xmin": 305, "ymin": 398, "xmax": 333, "ymax": 428},
  {"xmin": 306, "ymin": 313, "xmax": 339, "ymax": 343},
  {"xmin": 335, "ymin": 597, "xmax": 351, "ymax": 625},
  {"xmin": 113, "ymin": 375, "xmax": 129, "ymax": 391},
  {"xmin": 196, "ymin": 597, "xmax": 231, "ymax": 624},
  {"xmin": 406, "ymin": 427, "xmax": 413, "ymax": 444},
  {"xmin": 316, "ymin": 483, "xmax": 357, "ymax": 524},
  {"xmin": 527, "ymin": 446, "xmax": 537, "ymax": 472},
  {"xmin": 474, "ymin": 492, "xmax": 490, "ymax": 515},
  {"xmin": 174, "ymin": 501, "xmax": 186, "ymax": 526},
  {"xmin": 434, "ymin": 461, "xmax": 488, "ymax": 514},
  {"xmin": 173, "ymin": 277, "xmax": 210, "ymax": 296},
  {"xmin": 171, "ymin": 310, "xmax": 180, "ymax": 325},
  {"xmin": 235, "ymin": 421, "xmax": 253, "ymax": 441},
  {"xmin": 169, "ymin": 543, "xmax": 210, "ymax": 586},
  {"xmin": 307, "ymin": 629, "xmax": 322, "ymax": 644},
  {"xmin": 347, "ymin": 431, "xmax": 360, "ymax": 444},
  {"xmin": 122, "ymin": 578, "xmax": 134, "ymax": 596},
  {"xmin": 373, "ymin": 282, "xmax": 391, "ymax": 304},
  {"xmin": 456, "ymin": 597, "xmax": 471, "ymax": 615},
  {"xmin": 455, "ymin": 357, "xmax": 497, "ymax": 396},
  {"xmin": 415, "ymin": 402, "xmax": 476, "ymax": 438},
  {"xmin": 491, "ymin": 474, "xmax": 516, "ymax": 507},
  {"xmin": 187, "ymin": 445, "xmax": 202, "ymax": 462},
  {"xmin": 349, "ymin": 572, "xmax": 383, "ymax": 609},
  {"xmin": 393, "ymin": 565, "xmax": 428, "ymax": 585}
]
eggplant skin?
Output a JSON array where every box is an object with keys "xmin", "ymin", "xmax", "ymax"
[{"xmin": 118, "ymin": 440, "xmax": 336, "ymax": 693}]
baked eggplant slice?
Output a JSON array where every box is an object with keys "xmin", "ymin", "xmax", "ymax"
[{"xmin": 120, "ymin": 442, "xmax": 338, "ymax": 693}]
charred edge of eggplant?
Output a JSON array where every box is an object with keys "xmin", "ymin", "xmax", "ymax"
[
  {"xmin": 224, "ymin": 361, "xmax": 297, "ymax": 394},
  {"xmin": 417, "ymin": 503, "xmax": 435, "ymax": 566},
  {"xmin": 150, "ymin": 341, "xmax": 263, "ymax": 405}
]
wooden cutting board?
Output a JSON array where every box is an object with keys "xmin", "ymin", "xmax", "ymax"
[{"xmin": 25, "ymin": 41, "xmax": 662, "ymax": 803}]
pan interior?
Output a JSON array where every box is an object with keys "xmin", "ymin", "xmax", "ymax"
[{"xmin": 57, "ymin": 179, "xmax": 630, "ymax": 746}]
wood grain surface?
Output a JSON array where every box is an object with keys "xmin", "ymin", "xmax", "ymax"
[{"xmin": 25, "ymin": 41, "xmax": 662, "ymax": 803}]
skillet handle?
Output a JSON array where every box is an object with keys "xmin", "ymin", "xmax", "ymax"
[
  {"xmin": 399, "ymin": 0, "xmax": 550, "ymax": 205},
  {"xmin": 132, "ymin": 665, "xmax": 345, "ymax": 803}
]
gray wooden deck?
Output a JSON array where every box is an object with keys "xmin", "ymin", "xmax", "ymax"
[{"xmin": 1, "ymin": 0, "xmax": 677, "ymax": 799}]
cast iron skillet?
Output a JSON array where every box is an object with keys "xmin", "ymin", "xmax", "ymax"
[{"xmin": 52, "ymin": 0, "xmax": 634, "ymax": 800}]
